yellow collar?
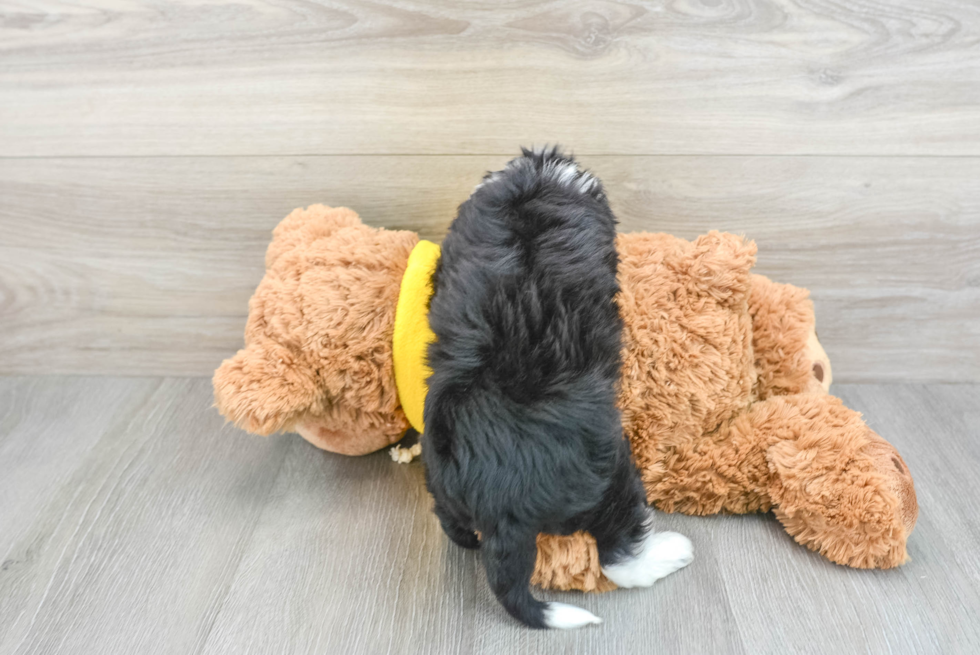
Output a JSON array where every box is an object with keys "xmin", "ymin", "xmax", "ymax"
[{"xmin": 392, "ymin": 240, "xmax": 440, "ymax": 433}]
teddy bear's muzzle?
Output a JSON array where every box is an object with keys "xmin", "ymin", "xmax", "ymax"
[
  {"xmin": 863, "ymin": 428, "xmax": 919, "ymax": 536},
  {"xmin": 294, "ymin": 417, "xmax": 402, "ymax": 456}
]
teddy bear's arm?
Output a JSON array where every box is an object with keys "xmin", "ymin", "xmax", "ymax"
[{"xmin": 213, "ymin": 338, "xmax": 321, "ymax": 436}]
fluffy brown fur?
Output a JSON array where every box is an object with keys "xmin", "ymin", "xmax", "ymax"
[
  {"xmin": 214, "ymin": 205, "xmax": 918, "ymax": 589},
  {"xmin": 213, "ymin": 205, "xmax": 416, "ymax": 455}
]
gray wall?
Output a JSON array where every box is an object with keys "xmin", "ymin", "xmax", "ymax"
[{"xmin": 2, "ymin": 1, "xmax": 978, "ymax": 381}]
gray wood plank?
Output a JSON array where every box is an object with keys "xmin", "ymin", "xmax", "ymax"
[
  {"xmin": 2, "ymin": 155, "xmax": 976, "ymax": 381},
  {"xmin": 1, "ymin": 0, "xmax": 979, "ymax": 156},
  {"xmin": 197, "ymin": 440, "xmax": 744, "ymax": 655},
  {"xmin": 0, "ymin": 377, "xmax": 160, "ymax": 564},
  {"xmin": 0, "ymin": 378, "xmax": 290, "ymax": 655},
  {"xmin": 200, "ymin": 382, "xmax": 980, "ymax": 655},
  {"xmin": 1, "ymin": 378, "xmax": 978, "ymax": 654},
  {"xmin": 197, "ymin": 437, "xmax": 477, "ymax": 655}
]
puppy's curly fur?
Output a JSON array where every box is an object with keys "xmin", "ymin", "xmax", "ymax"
[{"xmin": 422, "ymin": 148, "xmax": 655, "ymax": 629}]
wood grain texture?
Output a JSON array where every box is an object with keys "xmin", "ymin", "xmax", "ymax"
[
  {"xmin": 197, "ymin": 431, "xmax": 479, "ymax": 655},
  {"xmin": 1, "ymin": 155, "xmax": 977, "ymax": 380},
  {"xmin": 0, "ymin": 377, "xmax": 291, "ymax": 655},
  {"xmin": 0, "ymin": 377, "xmax": 160, "ymax": 560},
  {"xmin": 0, "ymin": 378, "xmax": 978, "ymax": 654},
  {"xmin": 1, "ymin": 0, "xmax": 980, "ymax": 156}
]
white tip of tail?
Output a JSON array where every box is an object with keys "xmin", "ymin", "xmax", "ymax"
[{"xmin": 543, "ymin": 602, "xmax": 603, "ymax": 629}]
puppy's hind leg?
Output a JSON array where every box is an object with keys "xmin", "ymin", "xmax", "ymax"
[
  {"xmin": 482, "ymin": 524, "xmax": 602, "ymax": 629},
  {"xmin": 601, "ymin": 527, "xmax": 693, "ymax": 589},
  {"xmin": 590, "ymin": 445, "xmax": 694, "ymax": 588},
  {"xmin": 433, "ymin": 501, "xmax": 480, "ymax": 550}
]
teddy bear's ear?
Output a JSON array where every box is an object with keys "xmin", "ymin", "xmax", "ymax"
[
  {"xmin": 683, "ymin": 231, "xmax": 758, "ymax": 306},
  {"xmin": 212, "ymin": 338, "xmax": 320, "ymax": 436},
  {"xmin": 265, "ymin": 205, "xmax": 364, "ymax": 269}
]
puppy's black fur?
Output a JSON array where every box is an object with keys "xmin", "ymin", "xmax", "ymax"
[{"xmin": 422, "ymin": 147, "xmax": 650, "ymax": 628}]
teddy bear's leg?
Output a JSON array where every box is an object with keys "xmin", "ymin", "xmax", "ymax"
[
  {"xmin": 531, "ymin": 532, "xmax": 618, "ymax": 592},
  {"xmin": 762, "ymin": 395, "xmax": 917, "ymax": 568},
  {"xmin": 643, "ymin": 393, "xmax": 916, "ymax": 568}
]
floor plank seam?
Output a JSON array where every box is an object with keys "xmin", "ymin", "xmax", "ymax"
[{"xmin": 192, "ymin": 432, "xmax": 294, "ymax": 655}]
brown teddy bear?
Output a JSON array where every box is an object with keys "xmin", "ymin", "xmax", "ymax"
[{"xmin": 213, "ymin": 204, "xmax": 918, "ymax": 592}]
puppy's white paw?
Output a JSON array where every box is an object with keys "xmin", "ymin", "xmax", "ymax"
[
  {"xmin": 543, "ymin": 602, "xmax": 603, "ymax": 629},
  {"xmin": 601, "ymin": 531, "xmax": 693, "ymax": 589}
]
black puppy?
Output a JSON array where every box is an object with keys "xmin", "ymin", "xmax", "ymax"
[{"xmin": 423, "ymin": 148, "xmax": 693, "ymax": 629}]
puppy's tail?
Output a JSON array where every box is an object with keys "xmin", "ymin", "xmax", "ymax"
[{"xmin": 481, "ymin": 525, "xmax": 602, "ymax": 629}]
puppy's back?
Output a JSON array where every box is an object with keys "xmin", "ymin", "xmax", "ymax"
[
  {"xmin": 423, "ymin": 148, "xmax": 627, "ymax": 629},
  {"xmin": 425, "ymin": 147, "xmax": 623, "ymax": 517}
]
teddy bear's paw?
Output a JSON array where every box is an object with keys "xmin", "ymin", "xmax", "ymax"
[{"xmin": 601, "ymin": 531, "xmax": 693, "ymax": 589}]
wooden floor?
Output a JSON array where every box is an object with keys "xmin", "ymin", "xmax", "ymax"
[{"xmin": 0, "ymin": 377, "xmax": 977, "ymax": 655}]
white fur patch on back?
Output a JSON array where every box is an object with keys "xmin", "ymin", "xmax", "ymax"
[
  {"xmin": 544, "ymin": 160, "xmax": 595, "ymax": 193},
  {"xmin": 554, "ymin": 161, "xmax": 578, "ymax": 185},
  {"xmin": 475, "ymin": 153, "xmax": 598, "ymax": 195},
  {"xmin": 473, "ymin": 171, "xmax": 502, "ymax": 192},
  {"xmin": 576, "ymin": 173, "xmax": 597, "ymax": 193}
]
